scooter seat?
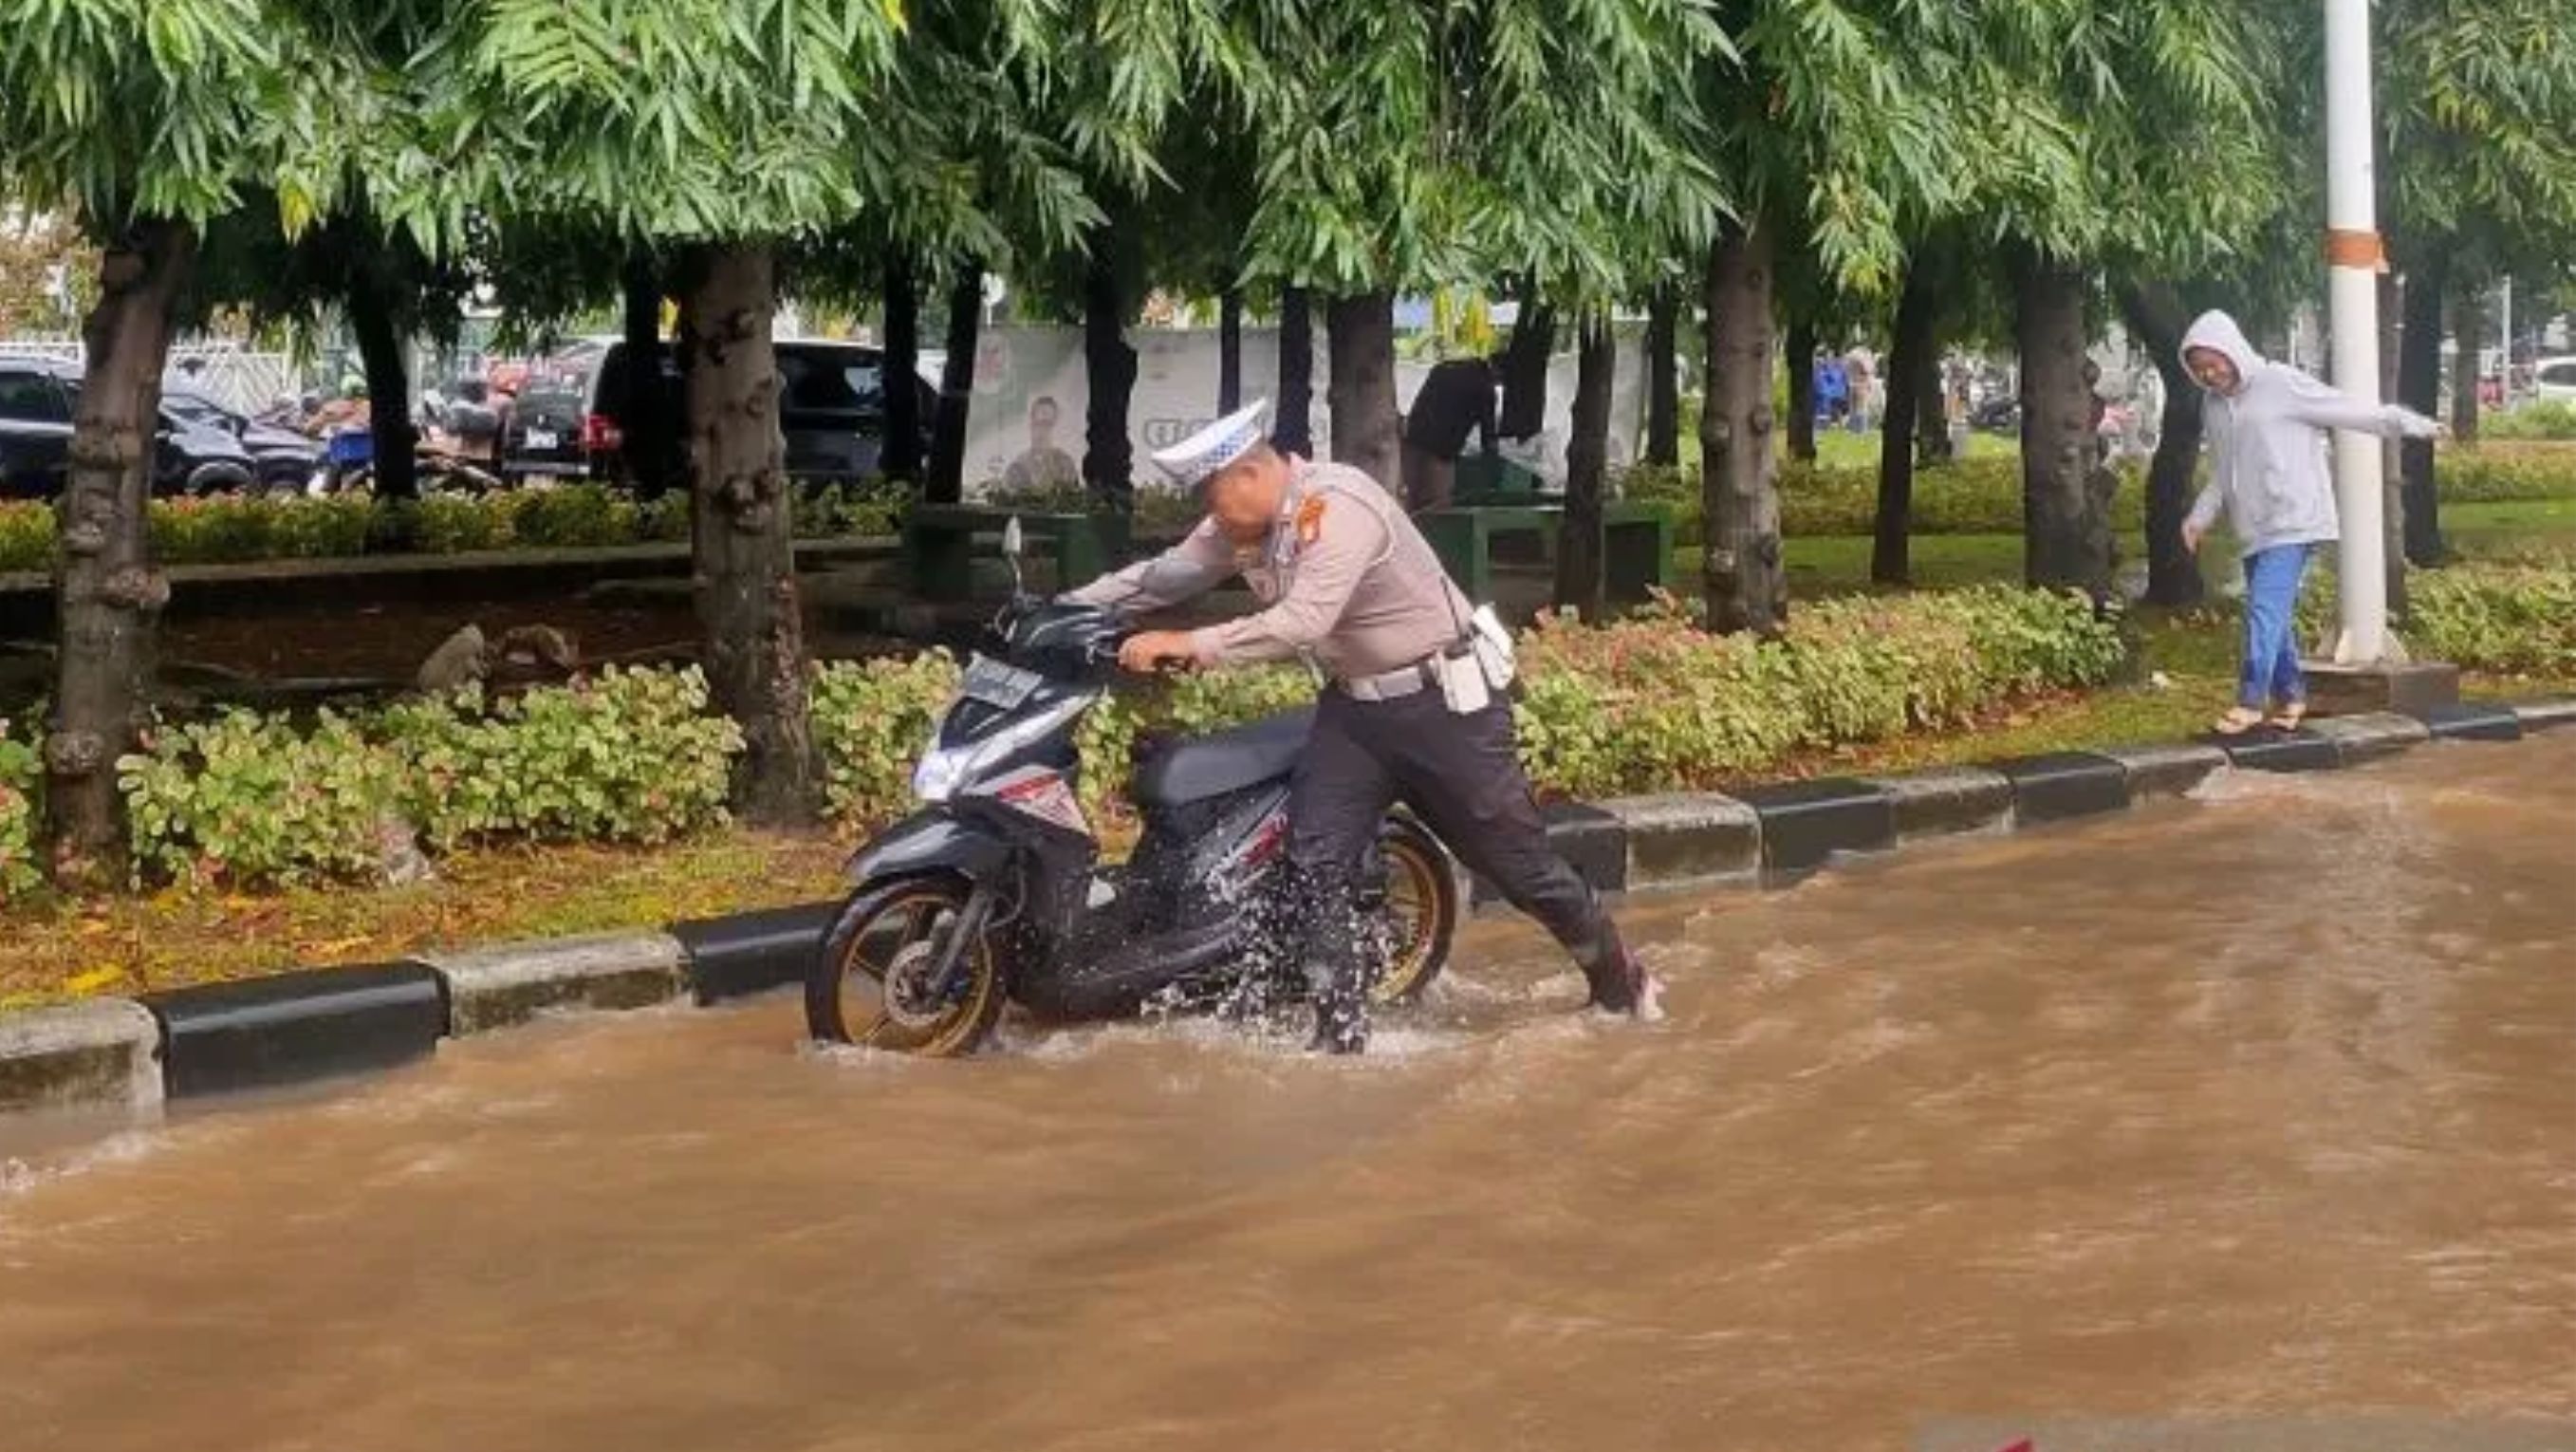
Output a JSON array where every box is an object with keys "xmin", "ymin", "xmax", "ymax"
[{"xmin": 1131, "ymin": 706, "xmax": 1316, "ymax": 810}]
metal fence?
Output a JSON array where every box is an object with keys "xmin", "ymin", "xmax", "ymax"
[{"xmin": 0, "ymin": 334, "xmax": 306, "ymax": 416}]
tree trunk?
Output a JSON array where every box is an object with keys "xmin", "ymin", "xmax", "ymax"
[
  {"xmin": 2398, "ymin": 248, "xmax": 2448, "ymax": 566},
  {"xmin": 1275, "ymin": 286, "xmax": 1315, "ymax": 456},
  {"xmin": 1499, "ymin": 286, "xmax": 1554, "ymax": 440},
  {"xmin": 879, "ymin": 247, "xmax": 922, "ymax": 485},
  {"xmin": 1701, "ymin": 220, "xmax": 1784, "ymax": 636},
  {"xmin": 1556, "ymin": 315, "xmax": 1615, "ymax": 620},
  {"xmin": 1081, "ymin": 236, "xmax": 1137, "ymax": 516},
  {"xmin": 620, "ymin": 252, "xmax": 676, "ymax": 497},
  {"xmin": 46, "ymin": 220, "xmax": 193, "ymax": 886},
  {"xmin": 926, "ymin": 257, "xmax": 982, "ymax": 504},
  {"xmin": 1874, "ymin": 264, "xmax": 1937, "ymax": 586},
  {"xmin": 678, "ymin": 245, "xmax": 814, "ymax": 823},
  {"xmin": 1643, "ymin": 288, "xmax": 1680, "ymax": 468},
  {"xmin": 2117, "ymin": 282, "xmax": 2208, "ymax": 607},
  {"xmin": 1325, "ymin": 290, "xmax": 1400, "ymax": 492},
  {"xmin": 1218, "ymin": 286, "xmax": 1244, "ymax": 414},
  {"xmin": 2451, "ymin": 276, "xmax": 2483, "ymax": 443},
  {"xmin": 345, "ymin": 270, "xmax": 417, "ymax": 501},
  {"xmin": 2012, "ymin": 251, "xmax": 2109, "ymax": 599},
  {"xmin": 1784, "ymin": 315, "xmax": 1818, "ymax": 464}
]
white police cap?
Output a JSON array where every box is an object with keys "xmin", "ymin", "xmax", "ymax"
[{"xmin": 1148, "ymin": 398, "xmax": 1270, "ymax": 490}]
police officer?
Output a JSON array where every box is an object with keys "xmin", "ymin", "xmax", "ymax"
[{"xmin": 1069, "ymin": 400, "xmax": 1659, "ymax": 1052}]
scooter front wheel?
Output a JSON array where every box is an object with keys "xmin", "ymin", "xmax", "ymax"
[{"xmin": 806, "ymin": 875, "xmax": 1007, "ymax": 1056}]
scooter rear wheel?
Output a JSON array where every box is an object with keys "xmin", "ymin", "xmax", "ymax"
[
  {"xmin": 806, "ymin": 876, "xmax": 1007, "ymax": 1056},
  {"xmin": 1369, "ymin": 818, "xmax": 1458, "ymax": 1005}
]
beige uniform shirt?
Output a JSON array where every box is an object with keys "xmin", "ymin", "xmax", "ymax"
[{"xmin": 1068, "ymin": 461, "xmax": 1474, "ymax": 680}]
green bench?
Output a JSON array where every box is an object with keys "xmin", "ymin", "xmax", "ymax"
[
  {"xmin": 1416, "ymin": 501, "xmax": 1674, "ymax": 605},
  {"xmin": 904, "ymin": 505, "xmax": 1129, "ymax": 601},
  {"xmin": 1449, "ymin": 452, "xmax": 1547, "ymax": 507}
]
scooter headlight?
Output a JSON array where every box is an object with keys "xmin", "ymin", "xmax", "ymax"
[{"xmin": 912, "ymin": 747, "xmax": 969, "ymax": 804}]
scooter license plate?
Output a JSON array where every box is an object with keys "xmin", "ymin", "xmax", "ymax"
[{"xmin": 961, "ymin": 655, "xmax": 1041, "ymax": 709}]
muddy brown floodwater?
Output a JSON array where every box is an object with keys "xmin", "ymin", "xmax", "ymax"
[{"xmin": 7, "ymin": 739, "xmax": 2576, "ymax": 1452}]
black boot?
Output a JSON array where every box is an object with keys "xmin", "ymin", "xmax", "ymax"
[
  {"xmin": 1575, "ymin": 918, "xmax": 1658, "ymax": 1016},
  {"xmin": 1289, "ymin": 864, "xmax": 1370, "ymax": 1053}
]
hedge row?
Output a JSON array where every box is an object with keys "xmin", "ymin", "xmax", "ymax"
[
  {"xmin": 2298, "ymin": 558, "xmax": 2576, "ymax": 678},
  {"xmin": 1622, "ymin": 444, "xmax": 2576, "ymax": 544},
  {"xmin": 0, "ymin": 482, "xmax": 912, "ymax": 573},
  {"xmin": 0, "ymin": 587, "xmax": 2155, "ymax": 902},
  {"xmin": 805, "ymin": 585, "xmax": 2127, "ymax": 825}
]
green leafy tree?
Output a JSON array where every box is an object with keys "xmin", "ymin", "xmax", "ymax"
[
  {"xmin": 2378, "ymin": 0, "xmax": 2576, "ymax": 563},
  {"xmin": 0, "ymin": 0, "xmax": 356, "ymax": 884},
  {"xmin": 455, "ymin": 0, "xmax": 911, "ymax": 820}
]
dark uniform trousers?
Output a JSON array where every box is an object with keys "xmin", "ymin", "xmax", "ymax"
[{"xmin": 1285, "ymin": 685, "xmax": 1609, "ymax": 1045}]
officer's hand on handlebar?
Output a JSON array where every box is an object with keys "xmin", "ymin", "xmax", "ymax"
[{"xmin": 1117, "ymin": 630, "xmax": 1199, "ymax": 675}]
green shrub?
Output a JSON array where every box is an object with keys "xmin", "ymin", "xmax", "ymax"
[
  {"xmin": 2409, "ymin": 563, "xmax": 2576, "ymax": 674},
  {"xmin": 120, "ymin": 710, "xmax": 399, "ymax": 888},
  {"xmin": 811, "ymin": 652, "xmax": 960, "ymax": 828},
  {"xmin": 639, "ymin": 493, "xmax": 693, "ymax": 542},
  {"xmin": 405, "ymin": 493, "xmax": 519, "ymax": 554},
  {"xmin": 113, "ymin": 667, "xmax": 745, "ymax": 889},
  {"xmin": 2441, "ymin": 447, "xmax": 2576, "ymax": 502},
  {"xmin": 510, "ymin": 484, "xmax": 639, "ymax": 549},
  {"xmin": 1629, "ymin": 446, "xmax": 2576, "ymax": 545},
  {"xmin": 0, "ymin": 715, "xmax": 39, "ymax": 900},
  {"xmin": 0, "ymin": 502, "xmax": 51, "ymax": 573},
  {"xmin": 1510, "ymin": 588, "xmax": 2124, "ymax": 797},
  {"xmin": 380, "ymin": 667, "xmax": 742, "ymax": 851},
  {"xmin": 2483, "ymin": 401, "xmax": 2576, "ymax": 442},
  {"xmin": 802, "ymin": 590, "xmax": 2127, "ymax": 829},
  {"xmin": 0, "ymin": 481, "xmax": 905, "ymax": 574},
  {"xmin": 980, "ymin": 481, "xmax": 1202, "ymax": 538},
  {"xmin": 797, "ymin": 479, "xmax": 917, "ymax": 538}
]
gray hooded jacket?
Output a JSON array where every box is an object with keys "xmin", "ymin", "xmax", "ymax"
[{"xmin": 2181, "ymin": 310, "xmax": 2436, "ymax": 557}]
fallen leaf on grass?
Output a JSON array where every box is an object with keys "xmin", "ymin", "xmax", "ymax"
[{"xmin": 63, "ymin": 965, "xmax": 127, "ymax": 995}]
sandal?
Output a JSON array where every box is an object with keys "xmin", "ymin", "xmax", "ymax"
[
  {"xmin": 2212, "ymin": 706, "xmax": 2266, "ymax": 736},
  {"xmin": 2270, "ymin": 702, "xmax": 2308, "ymax": 732}
]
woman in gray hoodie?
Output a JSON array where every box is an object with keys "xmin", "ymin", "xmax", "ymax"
[{"xmin": 2178, "ymin": 310, "xmax": 2438, "ymax": 734}]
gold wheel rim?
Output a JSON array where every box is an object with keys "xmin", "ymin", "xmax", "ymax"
[
  {"xmin": 1370, "ymin": 839, "xmax": 1443, "ymax": 1005},
  {"xmin": 835, "ymin": 887, "xmax": 998, "ymax": 1055}
]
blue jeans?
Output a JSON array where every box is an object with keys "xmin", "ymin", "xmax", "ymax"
[{"xmin": 2239, "ymin": 545, "xmax": 2312, "ymax": 710}]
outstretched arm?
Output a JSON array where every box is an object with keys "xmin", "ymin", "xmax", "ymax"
[
  {"xmin": 2284, "ymin": 371, "xmax": 2438, "ymax": 439},
  {"xmin": 1066, "ymin": 521, "xmax": 1238, "ymax": 614}
]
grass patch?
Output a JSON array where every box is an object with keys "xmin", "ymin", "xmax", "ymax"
[{"xmin": 0, "ymin": 832, "xmax": 848, "ymax": 1012}]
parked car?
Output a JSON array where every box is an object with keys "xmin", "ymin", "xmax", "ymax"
[
  {"xmin": 2534, "ymin": 356, "xmax": 2576, "ymax": 404},
  {"xmin": 501, "ymin": 338, "xmax": 938, "ymax": 486},
  {"xmin": 0, "ymin": 355, "xmax": 259, "ymax": 499},
  {"xmin": 162, "ymin": 384, "xmax": 323, "ymax": 491}
]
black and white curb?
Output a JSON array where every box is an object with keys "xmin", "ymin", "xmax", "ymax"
[{"xmin": 3, "ymin": 698, "xmax": 2568, "ymax": 1123}]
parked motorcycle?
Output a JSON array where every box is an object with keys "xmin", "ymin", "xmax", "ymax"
[{"xmin": 807, "ymin": 521, "xmax": 1462, "ymax": 1056}]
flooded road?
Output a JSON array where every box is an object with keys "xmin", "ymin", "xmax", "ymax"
[{"xmin": 7, "ymin": 738, "xmax": 2576, "ymax": 1451}]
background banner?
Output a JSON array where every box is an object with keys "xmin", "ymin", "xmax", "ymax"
[{"xmin": 955, "ymin": 325, "xmax": 1648, "ymax": 499}]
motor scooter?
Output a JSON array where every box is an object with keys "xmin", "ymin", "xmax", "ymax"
[{"xmin": 806, "ymin": 521, "xmax": 1461, "ymax": 1056}]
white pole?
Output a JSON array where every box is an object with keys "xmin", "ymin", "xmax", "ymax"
[
  {"xmin": 2499, "ymin": 276, "xmax": 2514, "ymax": 408},
  {"xmin": 2324, "ymin": 0, "xmax": 2386, "ymax": 664}
]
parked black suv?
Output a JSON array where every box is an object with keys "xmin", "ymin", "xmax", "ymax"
[
  {"xmin": 0, "ymin": 356, "xmax": 263, "ymax": 498},
  {"xmin": 162, "ymin": 385, "xmax": 323, "ymax": 491},
  {"xmin": 501, "ymin": 338, "xmax": 936, "ymax": 486}
]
